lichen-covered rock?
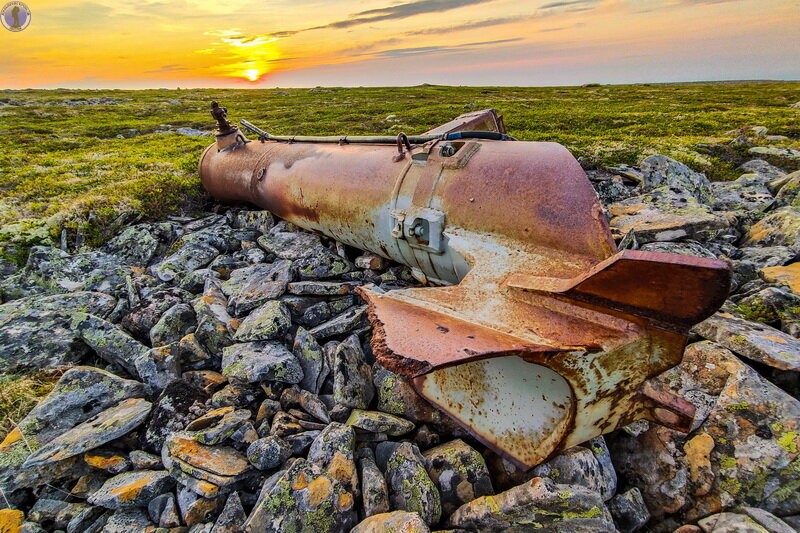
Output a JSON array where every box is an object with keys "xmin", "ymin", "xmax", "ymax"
[
  {"xmin": 293, "ymin": 327, "xmax": 328, "ymax": 394},
  {"xmin": 295, "ymin": 248, "xmax": 354, "ymax": 280},
  {"xmin": 166, "ymin": 432, "xmax": 254, "ymax": 488},
  {"xmin": 257, "ymin": 230, "xmax": 324, "ymax": 260},
  {"xmin": 140, "ymin": 379, "xmax": 208, "ymax": 453},
  {"xmin": 640, "ymin": 155, "xmax": 712, "ymax": 202},
  {"xmin": 309, "ymin": 305, "xmax": 368, "ymax": 339},
  {"xmin": 740, "ymin": 159, "xmax": 787, "ymax": 184},
  {"xmin": 608, "ymin": 188, "xmax": 732, "ymax": 244},
  {"xmin": 84, "ymin": 449, "xmax": 130, "ymax": 474},
  {"xmin": 103, "ymin": 222, "xmax": 180, "ymax": 268},
  {"xmin": 748, "ymin": 146, "xmax": 800, "ymax": 164},
  {"xmin": 609, "ymin": 341, "xmax": 800, "ymax": 522},
  {"xmin": 710, "ymin": 173, "xmax": 775, "ymax": 215},
  {"xmin": 193, "ymin": 279, "xmax": 238, "ymax": 356},
  {"xmin": 742, "ymin": 206, "xmax": 800, "ymax": 252},
  {"xmin": 154, "ymin": 241, "xmax": 219, "ymax": 282},
  {"xmin": 247, "ymin": 436, "xmax": 292, "ymax": 470},
  {"xmin": 385, "ymin": 442, "xmax": 441, "ymax": 526},
  {"xmin": 222, "ymin": 342, "xmax": 304, "ymax": 384},
  {"xmin": 761, "ymin": 263, "xmax": 800, "ymax": 297},
  {"xmin": 149, "ymin": 302, "xmax": 196, "ymax": 347},
  {"xmin": 0, "ymin": 291, "xmax": 117, "ymax": 371},
  {"xmin": 121, "ymin": 286, "xmax": 190, "ymax": 341},
  {"xmin": 71, "ymin": 312, "xmax": 149, "ymax": 376},
  {"xmin": 280, "ymin": 386, "xmax": 330, "ymax": 423},
  {"xmin": 211, "ymin": 491, "xmax": 247, "ymax": 532},
  {"xmin": 693, "ymin": 311, "xmax": 800, "ymax": 371},
  {"xmin": 639, "ymin": 240, "xmax": 718, "ymax": 258},
  {"xmin": 147, "ymin": 492, "xmax": 181, "ymax": 527},
  {"xmin": 332, "ymin": 335, "xmax": 374, "ymax": 410},
  {"xmin": 359, "ymin": 455, "xmax": 390, "ymax": 518},
  {"xmin": 697, "ymin": 509, "xmax": 796, "ymax": 533},
  {"xmin": 731, "ymin": 286, "xmax": 800, "ymax": 337},
  {"xmin": 346, "ymin": 409, "xmax": 415, "ymax": 437},
  {"xmin": 449, "ymin": 476, "xmax": 613, "ymax": 531},
  {"xmin": 88, "ymin": 470, "xmax": 174, "ymax": 509},
  {"xmin": 731, "ymin": 246, "xmax": 795, "ymax": 287},
  {"xmin": 245, "ymin": 458, "xmax": 358, "ymax": 533},
  {"xmin": 774, "ymin": 171, "xmax": 800, "ymax": 207},
  {"xmin": 223, "ymin": 261, "xmax": 292, "ymax": 317},
  {"xmin": 532, "ymin": 444, "xmax": 616, "ymax": 502},
  {"xmin": 0, "ymin": 367, "xmax": 144, "ymax": 492},
  {"xmin": 185, "ymin": 406, "xmax": 251, "ymax": 445},
  {"xmin": 373, "ymin": 364, "xmax": 441, "ymax": 425},
  {"xmin": 232, "ymin": 300, "xmax": 291, "ymax": 342},
  {"xmin": 422, "ymin": 439, "xmax": 493, "ymax": 517},
  {"xmin": 351, "ymin": 511, "xmax": 431, "ymax": 533},
  {"xmin": 21, "ymin": 246, "xmax": 131, "ymax": 296},
  {"xmin": 23, "ymin": 398, "xmax": 152, "ymax": 468},
  {"xmin": 607, "ymin": 488, "xmax": 650, "ymax": 533},
  {"xmin": 288, "ymin": 281, "xmax": 360, "ymax": 296}
]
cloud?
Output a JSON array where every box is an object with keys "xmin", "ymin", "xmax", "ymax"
[
  {"xmin": 359, "ymin": 37, "xmax": 524, "ymax": 58},
  {"xmin": 269, "ymin": 0, "xmax": 498, "ymax": 37},
  {"xmin": 539, "ymin": 0, "xmax": 598, "ymax": 8},
  {"xmin": 146, "ymin": 64, "xmax": 191, "ymax": 73}
]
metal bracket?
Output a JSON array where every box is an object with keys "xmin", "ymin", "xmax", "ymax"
[{"xmin": 391, "ymin": 208, "xmax": 445, "ymax": 254}]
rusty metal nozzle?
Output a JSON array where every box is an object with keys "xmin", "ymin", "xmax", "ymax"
[{"xmin": 199, "ymin": 106, "xmax": 730, "ymax": 469}]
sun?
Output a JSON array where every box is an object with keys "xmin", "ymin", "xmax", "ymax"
[{"xmin": 243, "ymin": 69, "xmax": 261, "ymax": 82}]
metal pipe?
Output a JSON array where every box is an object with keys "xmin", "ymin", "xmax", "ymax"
[{"xmin": 200, "ymin": 106, "xmax": 731, "ymax": 469}]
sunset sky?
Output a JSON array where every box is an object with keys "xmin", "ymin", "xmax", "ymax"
[{"xmin": 1, "ymin": 0, "xmax": 798, "ymax": 88}]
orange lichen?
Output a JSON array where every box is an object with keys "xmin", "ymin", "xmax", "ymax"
[
  {"xmin": 305, "ymin": 476, "xmax": 333, "ymax": 507},
  {"xmin": 0, "ymin": 428, "xmax": 22, "ymax": 450},
  {"xmin": 0, "ymin": 509, "xmax": 24, "ymax": 533}
]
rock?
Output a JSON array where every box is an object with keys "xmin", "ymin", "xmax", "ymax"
[
  {"xmin": 295, "ymin": 248, "xmax": 355, "ymax": 280},
  {"xmin": 533, "ymin": 444, "xmax": 616, "ymax": 502},
  {"xmin": 731, "ymin": 246, "xmax": 796, "ymax": 286},
  {"xmin": 280, "ymin": 386, "xmax": 330, "ymax": 423},
  {"xmin": 732, "ymin": 286, "xmax": 800, "ymax": 336},
  {"xmin": 222, "ymin": 261, "xmax": 292, "ymax": 317},
  {"xmin": 185, "ymin": 406, "xmax": 251, "ymax": 445},
  {"xmin": 739, "ymin": 160, "xmax": 786, "ymax": 184},
  {"xmin": 710, "ymin": 174, "xmax": 774, "ymax": 215},
  {"xmin": 639, "ymin": 240, "xmax": 718, "ymax": 258},
  {"xmin": 258, "ymin": 230, "xmax": 323, "ymax": 260},
  {"xmin": 87, "ymin": 470, "xmax": 174, "ymax": 509},
  {"xmin": 608, "ymin": 188, "xmax": 732, "ymax": 244},
  {"xmin": 748, "ymin": 146, "xmax": 800, "ymax": 164},
  {"xmin": 385, "ymin": 442, "xmax": 441, "ymax": 525},
  {"xmin": 211, "ymin": 491, "xmax": 247, "ymax": 532},
  {"xmin": 180, "ymin": 267, "xmax": 221, "ymax": 293},
  {"xmin": 0, "ymin": 291, "xmax": 116, "ymax": 372},
  {"xmin": 148, "ymin": 492, "xmax": 181, "ymax": 527},
  {"xmin": 422, "ymin": 439, "xmax": 494, "ymax": 517},
  {"xmin": 607, "ymin": 487, "xmax": 649, "ymax": 533},
  {"xmin": 309, "ymin": 305, "xmax": 368, "ymax": 339},
  {"xmin": 150, "ymin": 302, "xmax": 196, "ymax": 347},
  {"xmin": 166, "ymin": 432, "xmax": 254, "ymax": 488},
  {"xmin": 22, "ymin": 397, "xmax": 151, "ymax": 468},
  {"xmin": 70, "ymin": 312, "xmax": 149, "ymax": 376},
  {"xmin": 232, "ymin": 301, "xmax": 291, "ymax": 342},
  {"xmin": 448, "ymin": 476, "xmax": 614, "ymax": 531},
  {"xmin": 359, "ymin": 455, "xmax": 390, "ymax": 518},
  {"xmin": 594, "ymin": 176, "xmax": 636, "ymax": 206},
  {"xmin": 21, "ymin": 246, "xmax": 130, "ymax": 296},
  {"xmin": 609, "ymin": 341, "xmax": 800, "ymax": 521},
  {"xmin": 222, "ymin": 342, "xmax": 304, "ymax": 384},
  {"xmin": 288, "ymin": 281, "xmax": 360, "ymax": 296},
  {"xmin": 698, "ymin": 509, "xmax": 795, "ymax": 533},
  {"xmin": 141, "ymin": 379, "xmax": 208, "ymax": 453},
  {"xmin": 102, "ymin": 508, "xmax": 153, "ymax": 531},
  {"xmin": 129, "ymin": 450, "xmax": 161, "ymax": 470},
  {"xmin": 640, "ymin": 155, "xmax": 712, "ymax": 202},
  {"xmin": 121, "ymin": 286, "xmax": 189, "ymax": 341},
  {"xmin": 351, "ymin": 511, "xmax": 431, "ymax": 532},
  {"xmin": 333, "ymin": 335, "xmax": 374, "ymax": 409},
  {"xmin": 228, "ymin": 209, "xmax": 274, "ymax": 234},
  {"xmin": 774, "ymin": 171, "xmax": 800, "ymax": 207},
  {"xmin": 247, "ymin": 436, "xmax": 292, "ymax": 470},
  {"xmin": 373, "ymin": 364, "xmax": 441, "ymax": 425},
  {"xmin": 742, "ymin": 207, "xmax": 800, "ymax": 252},
  {"xmin": 346, "ymin": 409, "xmax": 415, "ymax": 436},
  {"xmin": 154, "ymin": 241, "xmax": 219, "ymax": 282},
  {"xmin": 103, "ymin": 222, "xmax": 179, "ymax": 267},
  {"xmin": 293, "ymin": 327, "xmax": 328, "ymax": 394},
  {"xmin": 0, "ymin": 367, "xmax": 144, "ymax": 492},
  {"xmin": 177, "ymin": 485, "xmax": 224, "ymax": 526},
  {"xmin": 307, "ymin": 423, "xmax": 355, "ymax": 467},
  {"xmin": 84, "ymin": 449, "xmax": 130, "ymax": 474},
  {"xmin": 355, "ymin": 253, "xmax": 388, "ymax": 271},
  {"xmin": 761, "ymin": 262, "xmax": 800, "ymax": 296},
  {"xmin": 212, "ymin": 382, "xmax": 259, "ymax": 409},
  {"xmin": 693, "ymin": 311, "xmax": 800, "ymax": 371},
  {"xmin": 193, "ymin": 279, "xmax": 238, "ymax": 356},
  {"xmin": 245, "ymin": 458, "xmax": 357, "ymax": 533}
]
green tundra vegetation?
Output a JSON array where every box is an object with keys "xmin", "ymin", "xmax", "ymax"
[{"xmin": 0, "ymin": 82, "xmax": 798, "ymax": 431}]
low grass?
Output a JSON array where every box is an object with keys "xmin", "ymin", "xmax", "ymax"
[{"xmin": 0, "ymin": 371, "xmax": 63, "ymax": 439}]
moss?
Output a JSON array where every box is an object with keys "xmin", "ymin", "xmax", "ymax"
[
  {"xmin": 0, "ymin": 370, "xmax": 61, "ymax": 439},
  {"xmin": 719, "ymin": 456, "xmax": 738, "ymax": 469}
]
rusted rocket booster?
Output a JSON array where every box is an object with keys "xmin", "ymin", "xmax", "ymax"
[{"xmin": 199, "ymin": 106, "xmax": 731, "ymax": 469}]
